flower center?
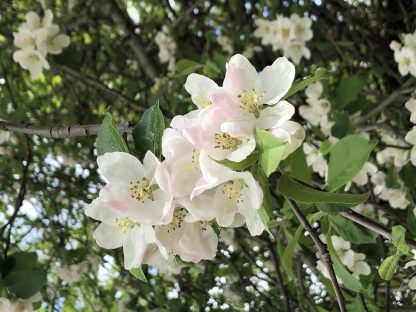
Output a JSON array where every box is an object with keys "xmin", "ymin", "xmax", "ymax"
[
  {"xmin": 214, "ymin": 133, "xmax": 240, "ymax": 150},
  {"xmin": 167, "ymin": 207, "xmax": 187, "ymax": 233},
  {"xmin": 129, "ymin": 177, "xmax": 154, "ymax": 202},
  {"xmin": 115, "ymin": 217, "xmax": 135, "ymax": 234},
  {"xmin": 402, "ymin": 57, "xmax": 411, "ymax": 66},
  {"xmin": 221, "ymin": 179, "xmax": 245, "ymax": 203},
  {"xmin": 238, "ymin": 88, "xmax": 262, "ymax": 117}
]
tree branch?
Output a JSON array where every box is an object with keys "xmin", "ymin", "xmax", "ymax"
[
  {"xmin": 285, "ymin": 197, "xmax": 346, "ymax": 312},
  {"xmin": 340, "ymin": 209, "xmax": 416, "ymax": 250},
  {"xmin": 0, "ymin": 120, "xmax": 133, "ymax": 139},
  {"xmin": 357, "ymin": 79, "xmax": 414, "ymax": 124},
  {"xmin": 106, "ymin": 0, "xmax": 157, "ymax": 80}
]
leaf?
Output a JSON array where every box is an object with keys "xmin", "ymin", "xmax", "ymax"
[
  {"xmin": 329, "ymin": 215, "xmax": 378, "ymax": 244},
  {"xmin": 282, "ymin": 226, "xmax": 303, "ymax": 276},
  {"xmin": 378, "ymin": 255, "xmax": 400, "ymax": 281},
  {"xmin": 282, "ymin": 68, "xmax": 328, "ymax": 99},
  {"xmin": 130, "ymin": 267, "xmax": 148, "ymax": 283},
  {"xmin": 331, "ymin": 112, "xmax": 350, "ymax": 138},
  {"xmin": 176, "ymin": 59, "xmax": 203, "ymax": 77},
  {"xmin": 289, "ymin": 147, "xmax": 311, "ymax": 183},
  {"xmin": 252, "ymin": 166, "xmax": 274, "ymax": 237},
  {"xmin": 335, "ymin": 75, "xmax": 366, "ymax": 108},
  {"xmin": 328, "ymin": 135, "xmax": 377, "ymax": 192},
  {"xmin": 276, "ymin": 175, "xmax": 369, "ymax": 205},
  {"xmin": 133, "ymin": 104, "xmax": 165, "ymax": 159},
  {"xmin": 315, "ymin": 203, "xmax": 351, "ymax": 213},
  {"xmin": 254, "ymin": 128, "xmax": 286, "ymax": 176},
  {"xmin": 0, "ymin": 252, "xmax": 38, "ymax": 277},
  {"xmin": 96, "ymin": 112, "xmax": 129, "ymax": 156},
  {"xmin": 215, "ymin": 152, "xmax": 258, "ymax": 171},
  {"xmin": 4, "ymin": 270, "xmax": 47, "ymax": 299},
  {"xmin": 319, "ymin": 140, "xmax": 332, "ymax": 156},
  {"xmin": 391, "ymin": 225, "xmax": 411, "ymax": 255},
  {"xmin": 326, "ymin": 232, "xmax": 363, "ymax": 292}
]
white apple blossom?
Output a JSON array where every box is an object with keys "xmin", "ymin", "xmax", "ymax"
[
  {"xmin": 13, "ymin": 48, "xmax": 50, "ymax": 79},
  {"xmin": 0, "ymin": 294, "xmax": 41, "ymax": 312},
  {"xmin": 303, "ymin": 142, "xmax": 328, "ymax": 178},
  {"xmin": 155, "ymin": 205, "xmax": 218, "ymax": 263},
  {"xmin": 56, "ymin": 261, "xmax": 89, "ymax": 283},
  {"xmin": 190, "ymin": 171, "xmax": 264, "ymax": 236},
  {"xmin": 317, "ymin": 235, "xmax": 370, "ymax": 280},
  {"xmin": 85, "ymin": 198, "xmax": 161, "ymax": 270},
  {"xmin": 217, "ymin": 35, "xmax": 234, "ymax": 54},
  {"xmin": 394, "ymin": 47, "xmax": 416, "ymax": 77},
  {"xmin": 406, "ymin": 98, "xmax": 416, "ymax": 123},
  {"xmin": 155, "ymin": 26, "xmax": 176, "ymax": 73},
  {"xmin": 404, "ymin": 250, "xmax": 416, "ymax": 290},
  {"xmin": 13, "ymin": 9, "xmax": 70, "ymax": 79},
  {"xmin": 212, "ymin": 54, "xmax": 296, "ymax": 136},
  {"xmin": 96, "ymin": 151, "xmax": 173, "ymax": 224},
  {"xmin": 254, "ymin": 14, "xmax": 313, "ymax": 64}
]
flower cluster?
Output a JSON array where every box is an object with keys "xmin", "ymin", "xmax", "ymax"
[
  {"xmin": 254, "ymin": 14, "xmax": 313, "ymax": 64},
  {"xmin": 390, "ymin": 31, "xmax": 416, "ymax": 77},
  {"xmin": 13, "ymin": 10, "xmax": 70, "ymax": 79},
  {"xmin": 85, "ymin": 54, "xmax": 305, "ymax": 272},
  {"xmin": 405, "ymin": 98, "xmax": 416, "ymax": 166},
  {"xmin": 155, "ymin": 26, "xmax": 176, "ymax": 74},
  {"xmin": 317, "ymin": 235, "xmax": 371, "ymax": 279},
  {"xmin": 0, "ymin": 294, "xmax": 41, "ymax": 312}
]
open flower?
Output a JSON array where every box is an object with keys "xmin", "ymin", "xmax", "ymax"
[
  {"xmin": 36, "ymin": 24, "xmax": 70, "ymax": 55},
  {"xmin": 97, "ymin": 151, "xmax": 173, "ymax": 224},
  {"xmin": 85, "ymin": 198, "xmax": 159, "ymax": 270},
  {"xmin": 13, "ymin": 48, "xmax": 50, "ymax": 79},
  {"xmin": 214, "ymin": 54, "xmax": 295, "ymax": 136},
  {"xmin": 191, "ymin": 171, "xmax": 264, "ymax": 236},
  {"xmin": 155, "ymin": 204, "xmax": 218, "ymax": 263}
]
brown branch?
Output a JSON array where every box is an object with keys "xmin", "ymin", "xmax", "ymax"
[
  {"xmin": 340, "ymin": 210, "xmax": 416, "ymax": 250},
  {"xmin": 357, "ymin": 79, "xmax": 414, "ymax": 124},
  {"xmin": 0, "ymin": 120, "xmax": 133, "ymax": 139},
  {"xmin": 1, "ymin": 136, "xmax": 32, "ymax": 246},
  {"xmin": 285, "ymin": 197, "xmax": 346, "ymax": 312},
  {"xmin": 106, "ymin": 0, "xmax": 157, "ymax": 80}
]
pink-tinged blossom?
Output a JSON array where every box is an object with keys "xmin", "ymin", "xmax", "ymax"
[{"xmin": 97, "ymin": 151, "xmax": 173, "ymax": 224}]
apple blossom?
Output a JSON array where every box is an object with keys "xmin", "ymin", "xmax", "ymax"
[
  {"xmin": 13, "ymin": 48, "xmax": 50, "ymax": 79},
  {"xmin": 96, "ymin": 151, "xmax": 173, "ymax": 224},
  {"xmin": 303, "ymin": 142, "xmax": 328, "ymax": 178},
  {"xmin": 85, "ymin": 198, "xmax": 161, "ymax": 270}
]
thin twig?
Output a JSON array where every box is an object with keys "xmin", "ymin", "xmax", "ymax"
[
  {"xmin": 0, "ymin": 120, "xmax": 134, "ymax": 139},
  {"xmin": 357, "ymin": 79, "xmax": 414, "ymax": 124},
  {"xmin": 285, "ymin": 197, "xmax": 346, "ymax": 312},
  {"xmin": 340, "ymin": 210, "xmax": 416, "ymax": 250}
]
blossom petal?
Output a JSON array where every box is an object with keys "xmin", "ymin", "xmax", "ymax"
[{"xmin": 97, "ymin": 152, "xmax": 144, "ymax": 184}]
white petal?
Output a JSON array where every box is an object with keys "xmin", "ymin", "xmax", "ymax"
[
  {"xmin": 97, "ymin": 152, "xmax": 144, "ymax": 184},
  {"xmin": 409, "ymin": 276, "xmax": 416, "ymax": 289},
  {"xmin": 93, "ymin": 223, "xmax": 124, "ymax": 249},
  {"xmin": 85, "ymin": 198, "xmax": 120, "ymax": 223},
  {"xmin": 122, "ymin": 226, "xmax": 148, "ymax": 269},
  {"xmin": 257, "ymin": 57, "xmax": 295, "ymax": 104},
  {"xmin": 257, "ymin": 100, "xmax": 295, "ymax": 129},
  {"xmin": 223, "ymin": 54, "xmax": 258, "ymax": 96},
  {"xmin": 185, "ymin": 73, "xmax": 218, "ymax": 108}
]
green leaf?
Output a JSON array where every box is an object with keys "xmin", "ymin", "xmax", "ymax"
[
  {"xmin": 391, "ymin": 225, "xmax": 411, "ymax": 255},
  {"xmin": 282, "ymin": 68, "xmax": 328, "ymax": 99},
  {"xmin": 96, "ymin": 112, "xmax": 129, "ymax": 156},
  {"xmin": 255, "ymin": 128, "xmax": 286, "ymax": 176},
  {"xmin": 276, "ymin": 175, "xmax": 369, "ymax": 205},
  {"xmin": 4, "ymin": 270, "xmax": 47, "ymax": 299},
  {"xmin": 176, "ymin": 59, "xmax": 203, "ymax": 76},
  {"xmin": 329, "ymin": 215, "xmax": 378, "ymax": 244},
  {"xmin": 328, "ymin": 135, "xmax": 377, "ymax": 192},
  {"xmin": 335, "ymin": 75, "xmax": 366, "ymax": 108},
  {"xmin": 289, "ymin": 147, "xmax": 311, "ymax": 183},
  {"xmin": 326, "ymin": 232, "xmax": 363, "ymax": 292},
  {"xmin": 319, "ymin": 140, "xmax": 332, "ymax": 156},
  {"xmin": 331, "ymin": 112, "xmax": 350, "ymax": 138},
  {"xmin": 252, "ymin": 166, "xmax": 274, "ymax": 237},
  {"xmin": 130, "ymin": 267, "xmax": 148, "ymax": 283},
  {"xmin": 282, "ymin": 225, "xmax": 303, "ymax": 276},
  {"xmin": 378, "ymin": 255, "xmax": 400, "ymax": 281},
  {"xmin": 215, "ymin": 152, "xmax": 258, "ymax": 171},
  {"xmin": 133, "ymin": 104, "xmax": 165, "ymax": 159},
  {"xmin": 315, "ymin": 203, "xmax": 350, "ymax": 213}
]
